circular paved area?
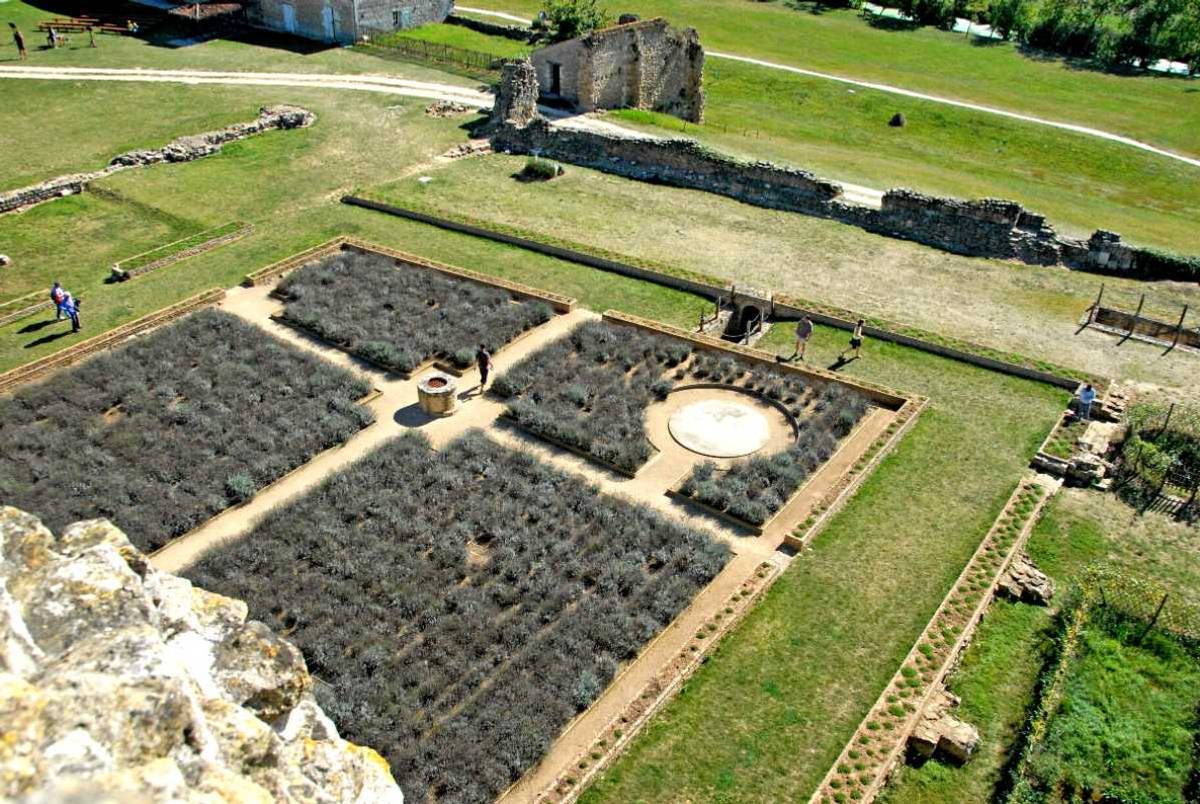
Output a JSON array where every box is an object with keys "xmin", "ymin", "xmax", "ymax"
[{"xmin": 668, "ymin": 399, "xmax": 772, "ymax": 458}]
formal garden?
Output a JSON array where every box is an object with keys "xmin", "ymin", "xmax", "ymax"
[
  {"xmin": 187, "ymin": 430, "xmax": 730, "ymax": 804},
  {"xmin": 493, "ymin": 318, "xmax": 878, "ymax": 483},
  {"xmin": 275, "ymin": 248, "xmax": 555, "ymax": 374},
  {"xmin": 0, "ymin": 309, "xmax": 373, "ymax": 551}
]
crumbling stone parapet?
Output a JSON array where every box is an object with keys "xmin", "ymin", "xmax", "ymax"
[{"xmin": 491, "ymin": 58, "xmax": 540, "ymax": 129}]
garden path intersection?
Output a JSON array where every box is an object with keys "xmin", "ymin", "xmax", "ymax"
[{"xmin": 138, "ymin": 271, "xmax": 895, "ymax": 803}]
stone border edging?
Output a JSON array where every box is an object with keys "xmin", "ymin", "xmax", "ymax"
[
  {"xmin": 809, "ymin": 476, "xmax": 1057, "ymax": 804},
  {"xmin": 531, "ymin": 560, "xmax": 784, "ymax": 804},
  {"xmin": 785, "ymin": 396, "xmax": 927, "ymax": 549},
  {"xmin": 113, "ymin": 222, "xmax": 252, "ymax": 280},
  {"xmin": 603, "ymin": 310, "xmax": 911, "ymax": 410},
  {"xmin": 342, "ymin": 196, "xmax": 1105, "ymax": 392},
  {"xmin": 0, "ymin": 288, "xmax": 226, "ymax": 395},
  {"xmin": 0, "ymin": 295, "xmax": 54, "ymax": 328},
  {"xmin": 244, "ymin": 235, "xmax": 576, "ymax": 312}
]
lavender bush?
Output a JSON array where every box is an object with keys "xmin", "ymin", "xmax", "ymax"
[
  {"xmin": 187, "ymin": 431, "xmax": 729, "ymax": 804},
  {"xmin": 0, "ymin": 310, "xmax": 372, "ymax": 550}
]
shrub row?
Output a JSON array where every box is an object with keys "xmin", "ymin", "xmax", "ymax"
[
  {"xmin": 680, "ymin": 385, "xmax": 870, "ymax": 526},
  {"xmin": 0, "ymin": 309, "xmax": 373, "ymax": 550},
  {"xmin": 186, "ymin": 430, "xmax": 729, "ymax": 804},
  {"xmin": 277, "ymin": 250, "xmax": 552, "ymax": 373}
]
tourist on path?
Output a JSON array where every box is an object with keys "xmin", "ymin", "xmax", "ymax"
[
  {"xmin": 789, "ymin": 316, "xmax": 813, "ymax": 361},
  {"xmin": 10, "ymin": 23, "xmax": 27, "ymax": 60},
  {"xmin": 841, "ymin": 319, "xmax": 866, "ymax": 361},
  {"xmin": 1077, "ymin": 383, "xmax": 1097, "ymax": 421},
  {"xmin": 476, "ymin": 345, "xmax": 492, "ymax": 389}
]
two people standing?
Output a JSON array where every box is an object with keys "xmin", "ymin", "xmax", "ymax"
[
  {"xmin": 787, "ymin": 315, "xmax": 866, "ymax": 365},
  {"xmin": 50, "ymin": 281, "xmax": 82, "ymax": 333}
]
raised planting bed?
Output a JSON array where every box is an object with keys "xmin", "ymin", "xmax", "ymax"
[
  {"xmin": 0, "ymin": 309, "xmax": 373, "ymax": 551},
  {"xmin": 110, "ymin": 221, "xmax": 251, "ymax": 281},
  {"xmin": 812, "ymin": 478, "xmax": 1055, "ymax": 804},
  {"xmin": 186, "ymin": 430, "xmax": 730, "ymax": 804},
  {"xmin": 273, "ymin": 244, "xmax": 563, "ymax": 375},
  {"xmin": 494, "ymin": 314, "xmax": 905, "ymax": 477}
]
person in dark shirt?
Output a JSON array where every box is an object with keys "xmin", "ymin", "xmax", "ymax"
[
  {"xmin": 10, "ymin": 23, "xmax": 27, "ymax": 60},
  {"xmin": 476, "ymin": 345, "xmax": 492, "ymax": 390},
  {"xmin": 789, "ymin": 316, "xmax": 814, "ymax": 361}
]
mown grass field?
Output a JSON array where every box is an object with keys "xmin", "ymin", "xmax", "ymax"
[
  {"xmin": 881, "ymin": 488, "xmax": 1200, "ymax": 803},
  {"xmin": 459, "ymin": 0, "xmax": 1200, "ymax": 156},
  {"xmin": 578, "ymin": 323, "xmax": 1065, "ymax": 803}
]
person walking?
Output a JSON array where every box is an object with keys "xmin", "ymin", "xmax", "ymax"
[
  {"xmin": 1077, "ymin": 383, "xmax": 1096, "ymax": 421},
  {"xmin": 476, "ymin": 344, "xmax": 492, "ymax": 390},
  {"xmin": 60, "ymin": 292, "xmax": 81, "ymax": 333},
  {"xmin": 789, "ymin": 316, "xmax": 813, "ymax": 361},
  {"xmin": 840, "ymin": 319, "xmax": 866, "ymax": 361},
  {"xmin": 87, "ymin": 26, "xmax": 97, "ymax": 48},
  {"xmin": 10, "ymin": 23, "xmax": 27, "ymax": 60},
  {"xmin": 49, "ymin": 281, "xmax": 66, "ymax": 320}
]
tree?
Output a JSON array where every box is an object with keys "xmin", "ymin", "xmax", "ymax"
[
  {"xmin": 540, "ymin": 0, "xmax": 611, "ymax": 43},
  {"xmin": 987, "ymin": 0, "xmax": 1032, "ymax": 39}
]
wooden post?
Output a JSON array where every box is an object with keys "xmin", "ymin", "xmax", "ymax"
[
  {"xmin": 1136, "ymin": 592, "xmax": 1169, "ymax": 644},
  {"xmin": 1170, "ymin": 304, "xmax": 1188, "ymax": 350},
  {"xmin": 1089, "ymin": 283, "xmax": 1105, "ymax": 324}
]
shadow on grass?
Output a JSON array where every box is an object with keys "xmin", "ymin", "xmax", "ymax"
[
  {"xmin": 25, "ymin": 329, "xmax": 74, "ymax": 349},
  {"xmin": 18, "ymin": 319, "xmax": 60, "ymax": 335}
]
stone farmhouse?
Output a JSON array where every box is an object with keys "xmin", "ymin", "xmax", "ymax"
[
  {"xmin": 247, "ymin": 0, "xmax": 452, "ymax": 43},
  {"xmin": 531, "ymin": 17, "xmax": 705, "ymax": 123}
]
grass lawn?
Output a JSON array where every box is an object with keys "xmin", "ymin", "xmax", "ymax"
[
  {"xmin": 1021, "ymin": 612, "xmax": 1200, "ymax": 802},
  {"xmin": 391, "ymin": 22, "xmax": 531, "ymax": 59},
  {"xmin": 878, "ymin": 600, "xmax": 1053, "ymax": 804},
  {"xmin": 578, "ymin": 324, "xmax": 1066, "ymax": 803},
  {"xmin": 881, "ymin": 488, "xmax": 1200, "ymax": 803},
  {"xmin": 459, "ymin": 0, "xmax": 1200, "ymax": 157},
  {"xmin": 0, "ymin": 83, "xmax": 700, "ymax": 373},
  {"xmin": 365, "ymin": 154, "xmax": 1200, "ymax": 395}
]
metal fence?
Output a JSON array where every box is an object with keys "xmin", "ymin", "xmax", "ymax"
[
  {"xmin": 356, "ymin": 32, "xmax": 507, "ymax": 73},
  {"xmin": 1080, "ymin": 565, "xmax": 1200, "ymax": 644}
]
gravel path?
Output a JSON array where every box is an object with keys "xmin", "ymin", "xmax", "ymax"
[{"xmin": 457, "ymin": 5, "xmax": 1200, "ymax": 169}]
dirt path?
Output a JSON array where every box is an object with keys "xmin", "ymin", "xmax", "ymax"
[{"xmin": 456, "ymin": 5, "xmax": 1200, "ymax": 170}]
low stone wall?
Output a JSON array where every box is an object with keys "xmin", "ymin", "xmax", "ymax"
[
  {"xmin": 493, "ymin": 118, "xmax": 841, "ymax": 214},
  {"xmin": 491, "ymin": 115, "xmax": 1200, "ymax": 280},
  {"xmin": 0, "ymin": 106, "xmax": 315, "ymax": 215}
]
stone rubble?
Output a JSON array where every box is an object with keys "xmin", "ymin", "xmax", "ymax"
[
  {"xmin": 908, "ymin": 689, "xmax": 980, "ymax": 765},
  {"xmin": 0, "ymin": 506, "xmax": 402, "ymax": 804},
  {"xmin": 0, "ymin": 106, "xmax": 315, "ymax": 215},
  {"xmin": 997, "ymin": 551, "xmax": 1055, "ymax": 605}
]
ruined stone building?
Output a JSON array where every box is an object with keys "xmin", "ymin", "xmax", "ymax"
[
  {"xmin": 247, "ymin": 0, "xmax": 452, "ymax": 43},
  {"xmin": 530, "ymin": 18, "xmax": 705, "ymax": 123}
]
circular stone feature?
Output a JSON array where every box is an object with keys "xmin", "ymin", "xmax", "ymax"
[
  {"xmin": 668, "ymin": 399, "xmax": 771, "ymax": 458},
  {"xmin": 417, "ymin": 371, "xmax": 459, "ymax": 417}
]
